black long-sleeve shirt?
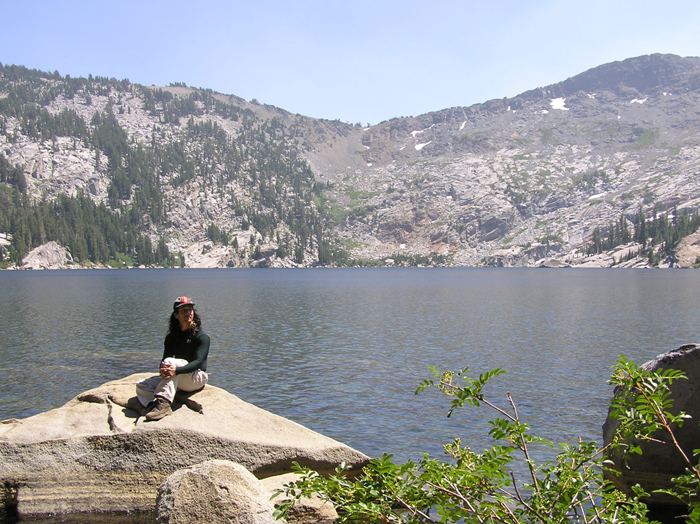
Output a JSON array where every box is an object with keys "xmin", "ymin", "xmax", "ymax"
[{"xmin": 161, "ymin": 329, "xmax": 210, "ymax": 375}]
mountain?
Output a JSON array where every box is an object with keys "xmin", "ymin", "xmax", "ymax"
[{"xmin": 2, "ymin": 53, "xmax": 700, "ymax": 268}]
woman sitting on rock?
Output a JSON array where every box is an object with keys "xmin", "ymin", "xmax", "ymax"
[{"xmin": 132, "ymin": 296, "xmax": 210, "ymax": 421}]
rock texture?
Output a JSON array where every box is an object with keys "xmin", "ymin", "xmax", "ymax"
[
  {"xmin": 0, "ymin": 232, "xmax": 11, "ymax": 262},
  {"xmin": 0, "ymin": 373, "xmax": 369, "ymax": 519},
  {"xmin": 261, "ymin": 472, "xmax": 338, "ymax": 524},
  {"xmin": 156, "ymin": 460, "xmax": 275, "ymax": 524},
  {"xmin": 306, "ymin": 54, "xmax": 700, "ymax": 267},
  {"xmin": 21, "ymin": 241, "xmax": 73, "ymax": 269},
  {"xmin": 675, "ymin": 230, "xmax": 700, "ymax": 268},
  {"xmin": 603, "ymin": 344, "xmax": 700, "ymax": 506}
]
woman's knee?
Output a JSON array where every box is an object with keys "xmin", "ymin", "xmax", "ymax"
[
  {"xmin": 136, "ymin": 375, "xmax": 160, "ymax": 394},
  {"xmin": 178, "ymin": 371, "xmax": 208, "ymax": 391}
]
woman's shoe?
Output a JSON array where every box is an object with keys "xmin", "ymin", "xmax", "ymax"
[{"xmin": 145, "ymin": 397, "xmax": 172, "ymax": 421}]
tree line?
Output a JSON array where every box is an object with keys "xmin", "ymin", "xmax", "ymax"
[
  {"xmin": 0, "ymin": 64, "xmax": 349, "ymax": 266},
  {"xmin": 0, "ymin": 183, "xmax": 177, "ymax": 266},
  {"xmin": 586, "ymin": 206, "xmax": 700, "ymax": 264}
]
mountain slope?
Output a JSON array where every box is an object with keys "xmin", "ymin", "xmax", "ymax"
[
  {"xmin": 2, "ymin": 54, "xmax": 700, "ymax": 268},
  {"xmin": 312, "ymin": 53, "xmax": 700, "ymax": 267},
  {"xmin": 0, "ymin": 67, "xmax": 348, "ymax": 267}
]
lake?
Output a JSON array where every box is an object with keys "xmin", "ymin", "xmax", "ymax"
[{"xmin": 1, "ymin": 268, "xmax": 699, "ymax": 463}]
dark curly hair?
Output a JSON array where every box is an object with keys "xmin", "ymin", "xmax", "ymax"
[{"xmin": 168, "ymin": 309, "xmax": 202, "ymax": 335}]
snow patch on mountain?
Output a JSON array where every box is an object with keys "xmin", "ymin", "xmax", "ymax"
[
  {"xmin": 550, "ymin": 98, "xmax": 569, "ymax": 111},
  {"xmin": 410, "ymin": 124, "xmax": 435, "ymax": 138}
]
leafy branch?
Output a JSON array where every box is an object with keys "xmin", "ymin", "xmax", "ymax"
[{"xmin": 274, "ymin": 356, "xmax": 698, "ymax": 523}]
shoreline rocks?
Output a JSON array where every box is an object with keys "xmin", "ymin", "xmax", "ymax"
[
  {"xmin": 603, "ymin": 343, "xmax": 700, "ymax": 509},
  {"xmin": 0, "ymin": 373, "xmax": 369, "ymax": 519},
  {"xmin": 156, "ymin": 460, "xmax": 276, "ymax": 524}
]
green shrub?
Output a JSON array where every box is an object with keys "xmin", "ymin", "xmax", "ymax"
[{"xmin": 274, "ymin": 357, "xmax": 699, "ymax": 523}]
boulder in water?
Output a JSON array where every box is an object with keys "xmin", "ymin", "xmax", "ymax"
[
  {"xmin": 156, "ymin": 460, "xmax": 275, "ymax": 524},
  {"xmin": 603, "ymin": 344, "xmax": 700, "ymax": 508}
]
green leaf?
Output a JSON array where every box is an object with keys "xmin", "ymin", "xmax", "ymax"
[
  {"xmin": 688, "ymin": 503, "xmax": 700, "ymax": 524},
  {"xmin": 272, "ymin": 354, "xmax": 700, "ymax": 523}
]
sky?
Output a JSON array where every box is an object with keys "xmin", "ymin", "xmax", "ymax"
[{"xmin": 2, "ymin": 1, "xmax": 700, "ymax": 125}]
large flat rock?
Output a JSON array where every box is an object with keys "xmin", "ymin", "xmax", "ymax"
[{"xmin": 0, "ymin": 373, "xmax": 369, "ymax": 518}]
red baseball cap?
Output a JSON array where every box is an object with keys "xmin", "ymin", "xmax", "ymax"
[{"xmin": 173, "ymin": 296, "xmax": 195, "ymax": 310}]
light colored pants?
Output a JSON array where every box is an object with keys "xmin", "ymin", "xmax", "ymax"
[{"xmin": 135, "ymin": 357, "xmax": 208, "ymax": 406}]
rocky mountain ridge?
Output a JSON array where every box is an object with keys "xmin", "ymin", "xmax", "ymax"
[
  {"xmin": 318, "ymin": 54, "xmax": 700, "ymax": 267},
  {"xmin": 2, "ymin": 53, "xmax": 700, "ymax": 268}
]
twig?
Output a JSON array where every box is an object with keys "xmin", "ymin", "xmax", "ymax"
[
  {"xmin": 587, "ymin": 490, "xmax": 603, "ymax": 522},
  {"xmin": 549, "ymin": 444, "xmax": 604, "ymax": 510},
  {"xmin": 570, "ymin": 501, "xmax": 581, "ymax": 522},
  {"xmin": 424, "ymin": 481, "xmax": 485, "ymax": 524},
  {"xmin": 395, "ymin": 494, "xmax": 435, "ymax": 523},
  {"xmin": 428, "ymin": 480, "xmax": 519, "ymax": 524},
  {"xmin": 437, "ymin": 379, "xmax": 517, "ymax": 422},
  {"xmin": 509, "ymin": 472, "xmax": 525, "ymax": 504},
  {"xmin": 479, "ymin": 396, "xmax": 518, "ymax": 422},
  {"xmin": 578, "ymin": 501, "xmax": 590, "ymax": 524},
  {"xmin": 506, "ymin": 392, "xmax": 541, "ymax": 496},
  {"xmin": 635, "ymin": 384, "xmax": 700, "ymax": 482},
  {"xmin": 495, "ymin": 485, "xmax": 547, "ymax": 521},
  {"xmin": 461, "ymin": 496, "xmax": 486, "ymax": 524},
  {"xmin": 496, "ymin": 499, "xmax": 521, "ymax": 524}
]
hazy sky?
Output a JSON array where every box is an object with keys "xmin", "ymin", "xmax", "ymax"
[{"xmin": 2, "ymin": 1, "xmax": 699, "ymax": 124}]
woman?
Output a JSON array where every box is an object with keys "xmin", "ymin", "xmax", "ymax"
[{"xmin": 134, "ymin": 296, "xmax": 210, "ymax": 420}]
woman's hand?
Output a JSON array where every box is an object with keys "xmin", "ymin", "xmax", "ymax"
[{"xmin": 160, "ymin": 361, "xmax": 177, "ymax": 379}]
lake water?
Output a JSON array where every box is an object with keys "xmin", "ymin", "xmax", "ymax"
[{"xmin": 1, "ymin": 268, "xmax": 699, "ymax": 464}]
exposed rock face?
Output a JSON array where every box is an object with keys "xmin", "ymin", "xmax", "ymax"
[
  {"xmin": 0, "ymin": 234, "xmax": 11, "ymax": 264},
  {"xmin": 675, "ymin": 230, "xmax": 700, "ymax": 268},
  {"xmin": 0, "ymin": 373, "xmax": 369, "ymax": 519},
  {"xmin": 4, "ymin": 54, "xmax": 700, "ymax": 268},
  {"xmin": 21, "ymin": 241, "xmax": 73, "ymax": 269},
  {"xmin": 603, "ymin": 344, "xmax": 700, "ymax": 507},
  {"xmin": 181, "ymin": 240, "xmax": 241, "ymax": 269},
  {"xmin": 310, "ymin": 54, "xmax": 700, "ymax": 267},
  {"xmin": 156, "ymin": 460, "xmax": 275, "ymax": 524}
]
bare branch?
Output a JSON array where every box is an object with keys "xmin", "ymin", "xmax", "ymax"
[
  {"xmin": 634, "ymin": 384, "xmax": 700, "ymax": 482},
  {"xmin": 506, "ymin": 392, "xmax": 541, "ymax": 496},
  {"xmin": 587, "ymin": 490, "xmax": 603, "ymax": 522},
  {"xmin": 395, "ymin": 494, "xmax": 436, "ymax": 523}
]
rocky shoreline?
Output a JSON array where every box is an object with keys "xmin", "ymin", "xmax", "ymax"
[
  {"xmin": 5, "ymin": 239, "xmax": 700, "ymax": 270},
  {"xmin": 0, "ymin": 373, "xmax": 368, "ymax": 522},
  {"xmin": 1, "ymin": 346, "xmax": 698, "ymax": 521}
]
